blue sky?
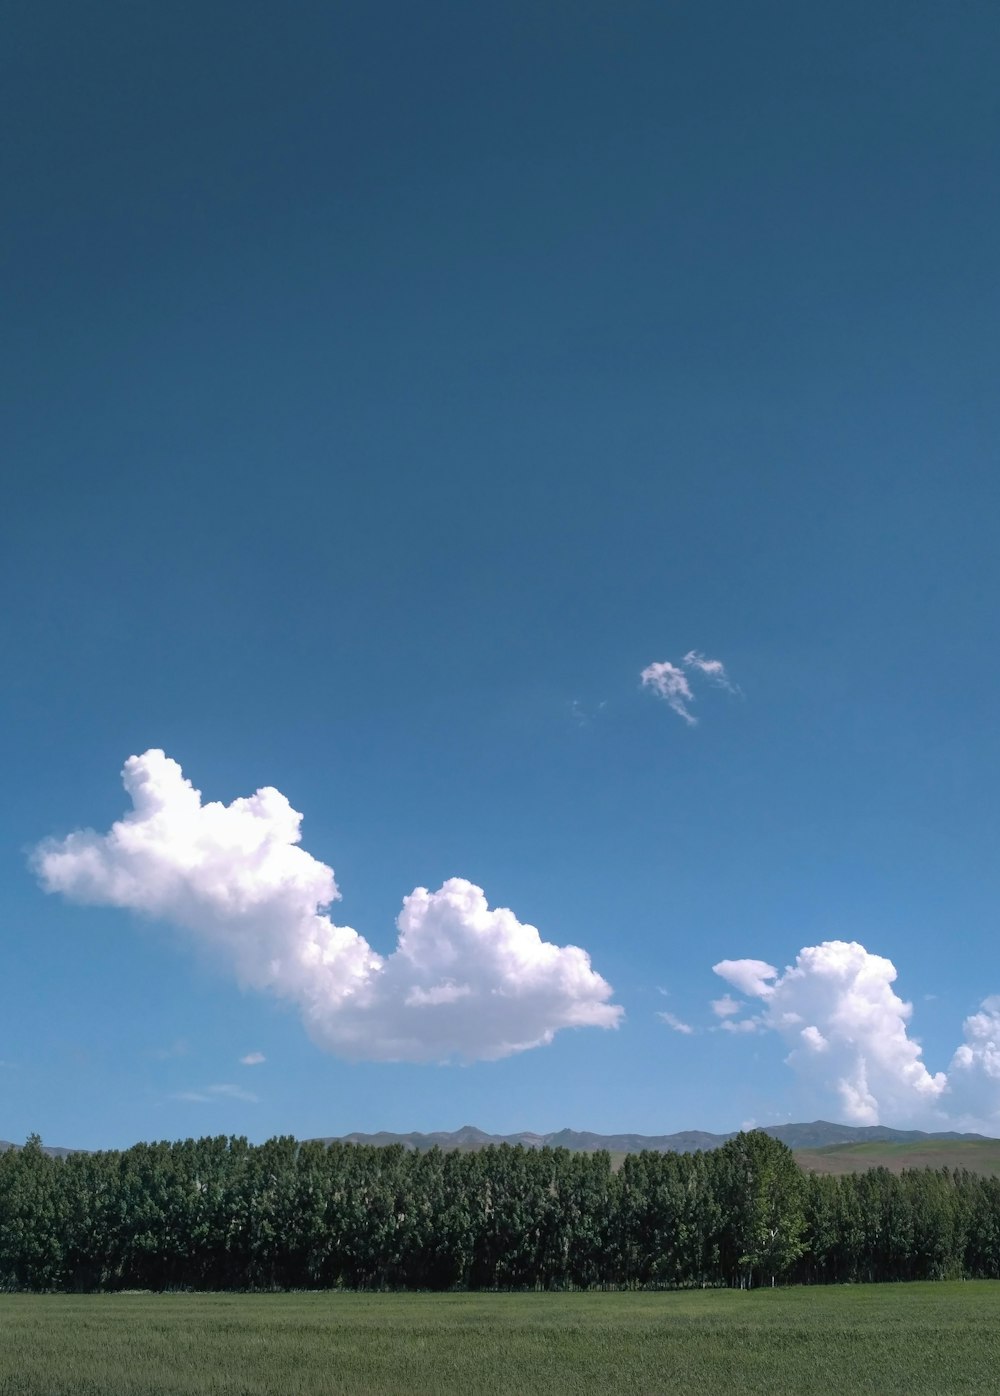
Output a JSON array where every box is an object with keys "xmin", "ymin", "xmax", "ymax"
[{"xmin": 4, "ymin": 2, "xmax": 1000, "ymax": 1149}]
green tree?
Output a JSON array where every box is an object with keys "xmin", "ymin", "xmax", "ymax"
[{"xmin": 716, "ymin": 1131, "xmax": 806, "ymax": 1287}]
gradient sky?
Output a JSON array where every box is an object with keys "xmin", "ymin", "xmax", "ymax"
[{"xmin": 4, "ymin": 2, "xmax": 1000, "ymax": 1150}]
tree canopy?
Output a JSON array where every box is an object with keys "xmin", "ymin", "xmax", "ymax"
[{"xmin": 0, "ymin": 1130, "xmax": 995, "ymax": 1292}]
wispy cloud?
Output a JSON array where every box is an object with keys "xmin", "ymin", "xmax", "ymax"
[
  {"xmin": 211, "ymin": 1083, "xmax": 259, "ymax": 1102},
  {"xmin": 641, "ymin": 651, "xmax": 738, "ymax": 724},
  {"xmin": 711, "ymin": 994, "xmax": 741, "ymax": 1018},
  {"xmin": 34, "ymin": 750, "xmax": 623, "ymax": 1065},
  {"xmin": 658, "ymin": 1010, "xmax": 695, "ymax": 1035},
  {"xmin": 570, "ymin": 698, "xmax": 608, "ymax": 728},
  {"xmin": 240, "ymin": 1051, "xmax": 266, "ymax": 1066},
  {"xmin": 640, "ymin": 662, "xmax": 696, "ymax": 724},
  {"xmin": 173, "ymin": 1083, "xmax": 259, "ymax": 1105},
  {"xmin": 682, "ymin": 651, "xmax": 740, "ymax": 694}
]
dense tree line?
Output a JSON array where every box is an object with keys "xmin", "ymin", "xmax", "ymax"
[{"xmin": 1, "ymin": 1130, "xmax": 999, "ymax": 1292}]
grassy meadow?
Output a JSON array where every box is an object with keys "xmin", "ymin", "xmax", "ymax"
[{"xmin": 3, "ymin": 1283, "xmax": 1000, "ymax": 1395}]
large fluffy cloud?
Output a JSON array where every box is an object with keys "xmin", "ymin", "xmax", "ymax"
[
  {"xmin": 952, "ymin": 999, "xmax": 1000, "ymax": 1081},
  {"xmin": 711, "ymin": 943, "xmax": 1000, "ymax": 1129},
  {"xmin": 713, "ymin": 942, "xmax": 948, "ymax": 1126},
  {"xmin": 948, "ymin": 999, "xmax": 1000, "ymax": 1130},
  {"xmin": 34, "ymin": 751, "xmax": 623, "ymax": 1063}
]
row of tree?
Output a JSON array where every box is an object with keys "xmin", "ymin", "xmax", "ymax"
[{"xmin": 2, "ymin": 1130, "xmax": 998, "ymax": 1291}]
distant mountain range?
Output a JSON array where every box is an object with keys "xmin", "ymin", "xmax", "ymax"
[
  {"xmin": 4, "ymin": 1120, "xmax": 991, "ymax": 1160},
  {"xmin": 0, "ymin": 1141, "xmax": 78, "ymax": 1159},
  {"xmin": 315, "ymin": 1120, "xmax": 990, "ymax": 1154}
]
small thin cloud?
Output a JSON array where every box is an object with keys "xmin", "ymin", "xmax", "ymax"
[
  {"xmin": 210, "ymin": 1082, "xmax": 259, "ymax": 1102},
  {"xmin": 641, "ymin": 651, "xmax": 739, "ymax": 725},
  {"xmin": 640, "ymin": 662, "xmax": 696, "ymax": 724},
  {"xmin": 711, "ymin": 994, "xmax": 741, "ymax": 1018},
  {"xmin": 151, "ymin": 1038, "xmax": 190, "ymax": 1061},
  {"xmin": 172, "ymin": 1082, "xmax": 259, "ymax": 1104},
  {"xmin": 240, "ymin": 1051, "xmax": 266, "ymax": 1066},
  {"xmin": 570, "ymin": 698, "xmax": 608, "ymax": 728},
  {"xmin": 658, "ymin": 1010, "xmax": 695, "ymax": 1035},
  {"xmin": 682, "ymin": 651, "xmax": 740, "ymax": 694},
  {"xmin": 720, "ymin": 1017, "xmax": 761, "ymax": 1034}
]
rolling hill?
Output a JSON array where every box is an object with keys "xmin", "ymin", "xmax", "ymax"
[{"xmin": 795, "ymin": 1137, "xmax": 1000, "ymax": 1177}]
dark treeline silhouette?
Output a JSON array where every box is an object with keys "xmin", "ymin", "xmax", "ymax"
[{"xmin": 2, "ymin": 1129, "xmax": 999, "ymax": 1292}]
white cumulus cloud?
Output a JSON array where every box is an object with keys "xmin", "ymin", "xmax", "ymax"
[
  {"xmin": 33, "ymin": 750, "xmax": 623, "ymax": 1064},
  {"xmin": 710, "ymin": 946, "xmax": 1000, "ymax": 1129},
  {"xmin": 713, "ymin": 959, "xmax": 778, "ymax": 998},
  {"xmin": 952, "ymin": 998, "xmax": 1000, "ymax": 1081},
  {"xmin": 713, "ymin": 941, "xmax": 948, "ymax": 1126},
  {"xmin": 800, "ymin": 1025, "xmax": 829, "ymax": 1053},
  {"xmin": 946, "ymin": 998, "xmax": 1000, "ymax": 1131}
]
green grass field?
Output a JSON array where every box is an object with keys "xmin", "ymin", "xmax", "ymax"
[{"xmin": 3, "ymin": 1283, "xmax": 1000, "ymax": 1395}]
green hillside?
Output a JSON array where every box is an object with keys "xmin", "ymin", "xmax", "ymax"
[{"xmin": 796, "ymin": 1138, "xmax": 1000, "ymax": 1177}]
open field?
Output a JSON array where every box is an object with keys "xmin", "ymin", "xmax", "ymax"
[
  {"xmin": 795, "ymin": 1138, "xmax": 1000, "ymax": 1176},
  {"xmin": 3, "ymin": 1283, "xmax": 1000, "ymax": 1395}
]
